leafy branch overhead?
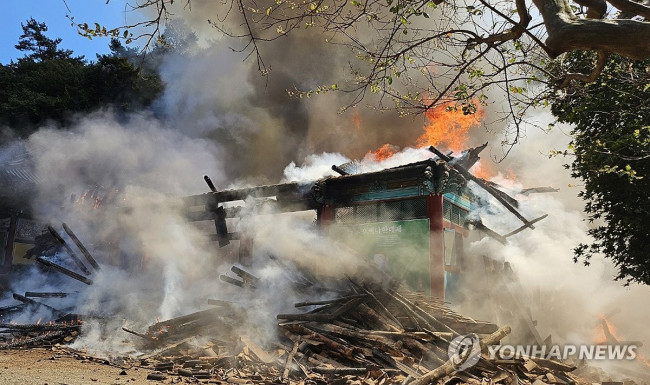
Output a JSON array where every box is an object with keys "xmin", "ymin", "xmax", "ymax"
[{"xmin": 551, "ymin": 52, "xmax": 650, "ymax": 285}]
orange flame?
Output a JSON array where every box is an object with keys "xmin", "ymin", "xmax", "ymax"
[
  {"xmin": 594, "ymin": 317, "xmax": 620, "ymax": 344},
  {"xmin": 472, "ymin": 162, "xmax": 495, "ymax": 180},
  {"xmin": 416, "ymin": 101, "xmax": 484, "ymax": 152},
  {"xmin": 368, "ymin": 144, "xmax": 400, "ymax": 161}
]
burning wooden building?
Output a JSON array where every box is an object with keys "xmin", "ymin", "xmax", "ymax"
[{"xmin": 183, "ymin": 144, "xmax": 547, "ymax": 301}]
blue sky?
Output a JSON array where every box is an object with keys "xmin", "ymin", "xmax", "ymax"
[{"xmin": 0, "ymin": 1, "xmax": 139, "ymax": 64}]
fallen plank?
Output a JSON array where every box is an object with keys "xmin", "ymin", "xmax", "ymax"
[
  {"xmin": 62, "ymin": 223, "xmax": 101, "ymax": 271},
  {"xmin": 47, "ymin": 225, "xmax": 91, "ymax": 275},
  {"xmin": 36, "ymin": 257, "xmax": 93, "ymax": 285}
]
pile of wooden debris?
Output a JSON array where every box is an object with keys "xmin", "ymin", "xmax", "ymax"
[
  {"xmin": 118, "ymin": 270, "xmax": 588, "ymax": 385},
  {"xmin": 0, "ymin": 320, "xmax": 81, "ymax": 349}
]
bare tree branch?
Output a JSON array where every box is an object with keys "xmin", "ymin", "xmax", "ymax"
[{"xmin": 560, "ymin": 50, "xmax": 608, "ymax": 87}]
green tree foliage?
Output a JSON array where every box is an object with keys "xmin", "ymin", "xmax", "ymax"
[
  {"xmin": 0, "ymin": 19, "xmax": 163, "ymax": 137},
  {"xmin": 14, "ymin": 18, "xmax": 74, "ymax": 62},
  {"xmin": 550, "ymin": 52, "xmax": 650, "ymax": 285}
]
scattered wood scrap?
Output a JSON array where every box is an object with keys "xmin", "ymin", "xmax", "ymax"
[
  {"xmin": 0, "ymin": 321, "xmax": 82, "ymax": 349},
  {"xmin": 119, "ymin": 280, "xmax": 588, "ymax": 385}
]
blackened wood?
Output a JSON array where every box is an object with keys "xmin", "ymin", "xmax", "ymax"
[
  {"xmin": 47, "ymin": 226, "xmax": 91, "ymax": 275},
  {"xmin": 220, "ymin": 274, "xmax": 245, "ymax": 288},
  {"xmin": 178, "ymin": 368, "xmax": 193, "ymax": 376},
  {"xmin": 122, "ymin": 327, "xmax": 156, "ymax": 341},
  {"xmin": 146, "ymin": 373, "xmax": 167, "ymax": 380},
  {"xmin": 192, "ymin": 371, "xmax": 210, "ymax": 379},
  {"xmin": 62, "ymin": 223, "xmax": 101, "ymax": 271},
  {"xmin": 204, "ymin": 175, "xmax": 218, "ymax": 192},
  {"xmin": 154, "ymin": 362, "xmax": 174, "ymax": 371},
  {"xmin": 428, "ymin": 146, "xmax": 532, "ymax": 227},
  {"xmin": 0, "ymin": 330, "xmax": 66, "ymax": 349},
  {"xmin": 331, "ymin": 165, "xmax": 350, "ymax": 176},
  {"xmin": 278, "ymin": 297, "xmax": 363, "ymax": 322},
  {"xmin": 36, "ymin": 257, "xmax": 93, "ymax": 285},
  {"xmin": 0, "ymin": 323, "xmax": 80, "ymax": 332},
  {"xmin": 231, "ymin": 266, "xmax": 260, "ymax": 284},
  {"xmin": 147, "ymin": 307, "xmax": 222, "ymax": 333},
  {"xmin": 294, "ymin": 294, "xmax": 367, "ymax": 308},
  {"xmin": 12, "ymin": 293, "xmax": 65, "ymax": 316},
  {"xmin": 0, "ymin": 303, "xmax": 26, "ymax": 315},
  {"xmin": 24, "ymin": 292, "xmax": 70, "ymax": 298},
  {"xmin": 214, "ymin": 206, "xmax": 230, "ymax": 247}
]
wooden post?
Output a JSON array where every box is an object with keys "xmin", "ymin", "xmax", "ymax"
[
  {"xmin": 2, "ymin": 214, "xmax": 17, "ymax": 273},
  {"xmin": 319, "ymin": 204, "xmax": 334, "ymax": 226},
  {"xmin": 427, "ymin": 195, "xmax": 445, "ymax": 300}
]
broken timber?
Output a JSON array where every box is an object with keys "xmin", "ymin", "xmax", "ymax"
[
  {"xmin": 47, "ymin": 225, "xmax": 91, "ymax": 275},
  {"xmin": 35, "ymin": 257, "xmax": 93, "ymax": 285},
  {"xmin": 62, "ymin": 223, "xmax": 101, "ymax": 271}
]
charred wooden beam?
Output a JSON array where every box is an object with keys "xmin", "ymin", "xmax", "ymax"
[
  {"xmin": 0, "ymin": 330, "xmax": 66, "ymax": 349},
  {"xmin": 428, "ymin": 146, "xmax": 533, "ymax": 228},
  {"xmin": 204, "ymin": 175, "xmax": 218, "ymax": 192},
  {"xmin": 24, "ymin": 292, "xmax": 71, "ymax": 298},
  {"xmin": 0, "ymin": 303, "xmax": 26, "ymax": 316},
  {"xmin": 484, "ymin": 180, "xmax": 520, "ymax": 208},
  {"xmin": 47, "ymin": 226, "xmax": 91, "ymax": 275},
  {"xmin": 35, "ymin": 257, "xmax": 93, "ymax": 285},
  {"xmin": 502, "ymin": 214, "xmax": 548, "ymax": 238},
  {"xmin": 0, "ymin": 323, "xmax": 80, "ymax": 332},
  {"xmin": 294, "ymin": 294, "xmax": 368, "ymax": 308},
  {"xmin": 214, "ymin": 206, "xmax": 230, "ymax": 247},
  {"xmin": 183, "ymin": 182, "xmax": 310, "ymax": 207},
  {"xmin": 146, "ymin": 373, "xmax": 167, "ymax": 381},
  {"xmin": 62, "ymin": 223, "xmax": 100, "ymax": 271},
  {"xmin": 520, "ymin": 186, "xmax": 559, "ymax": 195},
  {"xmin": 147, "ymin": 307, "xmax": 223, "ymax": 333},
  {"xmin": 231, "ymin": 266, "xmax": 260, "ymax": 285},
  {"xmin": 219, "ymin": 274, "xmax": 245, "ymax": 288},
  {"xmin": 122, "ymin": 327, "xmax": 157, "ymax": 341},
  {"xmin": 466, "ymin": 220, "xmax": 507, "ymax": 245},
  {"xmin": 278, "ymin": 297, "xmax": 365, "ymax": 323},
  {"xmin": 187, "ymin": 199, "xmax": 314, "ymax": 221},
  {"xmin": 331, "ymin": 165, "xmax": 350, "ymax": 176},
  {"xmin": 208, "ymin": 232, "xmax": 241, "ymax": 242},
  {"xmin": 12, "ymin": 293, "xmax": 65, "ymax": 316}
]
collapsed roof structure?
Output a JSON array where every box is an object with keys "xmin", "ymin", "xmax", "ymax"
[{"xmin": 183, "ymin": 144, "xmax": 549, "ymax": 300}]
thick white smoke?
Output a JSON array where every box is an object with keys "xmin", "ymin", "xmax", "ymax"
[{"xmin": 281, "ymin": 111, "xmax": 650, "ymax": 379}]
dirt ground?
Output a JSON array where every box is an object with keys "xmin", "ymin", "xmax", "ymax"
[{"xmin": 0, "ymin": 348, "xmax": 162, "ymax": 385}]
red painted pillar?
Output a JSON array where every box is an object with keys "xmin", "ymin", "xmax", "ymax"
[
  {"xmin": 319, "ymin": 204, "xmax": 334, "ymax": 227},
  {"xmin": 427, "ymin": 195, "xmax": 445, "ymax": 300}
]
